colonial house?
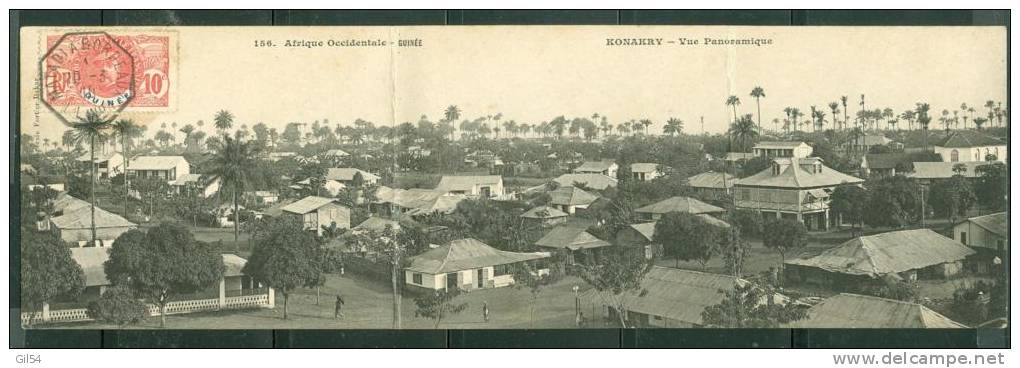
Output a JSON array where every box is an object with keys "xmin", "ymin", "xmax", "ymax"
[
  {"xmin": 404, "ymin": 238, "xmax": 549, "ymax": 291},
  {"xmin": 614, "ymin": 222, "xmax": 660, "ymax": 259},
  {"xmin": 629, "ymin": 163, "xmax": 662, "ymax": 181},
  {"xmin": 953, "ymin": 212, "xmax": 1007, "ymax": 274},
  {"xmin": 435, "ymin": 175, "xmax": 504, "ymax": 198},
  {"xmin": 784, "ymin": 229, "xmax": 976, "ymax": 290},
  {"xmin": 580, "ymin": 267, "xmax": 791, "ymax": 328},
  {"xmin": 279, "ymin": 196, "xmax": 351, "ymax": 236},
  {"xmin": 325, "ymin": 168, "xmax": 380, "ymax": 186},
  {"xmin": 752, "ymin": 141, "xmax": 813, "ymax": 159},
  {"xmin": 170, "ymin": 174, "xmax": 221, "ymax": 198},
  {"xmin": 77, "ymin": 151, "xmax": 125, "ymax": 180},
  {"xmin": 932, "ymin": 131, "xmax": 1007, "ymax": 162},
  {"xmin": 548, "ymin": 185, "xmax": 599, "ymax": 214},
  {"xmin": 685, "ymin": 171, "xmax": 735, "ymax": 198},
  {"xmin": 839, "ymin": 135, "xmax": 901, "ymax": 154},
  {"xmin": 860, "ymin": 153, "xmax": 911, "ymax": 178},
  {"xmin": 373, "ymin": 187, "xmax": 466, "ymax": 217},
  {"xmin": 633, "ymin": 196, "xmax": 725, "ymax": 221},
  {"xmin": 553, "ymin": 173, "xmax": 618, "ymax": 190},
  {"xmin": 70, "ymin": 247, "xmax": 113, "ymax": 299},
  {"xmin": 908, "ymin": 161, "xmax": 997, "ymax": 185},
  {"xmin": 520, "ymin": 205, "xmax": 569, "ymax": 227},
  {"xmin": 126, "ymin": 156, "xmax": 190, "ymax": 184},
  {"xmin": 789, "ymin": 293, "xmax": 966, "ymax": 328},
  {"xmin": 573, "ymin": 160, "xmax": 619, "ymax": 178},
  {"xmin": 534, "ymin": 225, "xmax": 611, "ymax": 264},
  {"xmin": 47, "ymin": 194, "xmax": 137, "ymax": 247},
  {"xmin": 733, "ymin": 157, "xmax": 864, "ymax": 230}
]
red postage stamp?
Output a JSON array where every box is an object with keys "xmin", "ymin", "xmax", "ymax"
[{"xmin": 42, "ymin": 32, "xmax": 171, "ymax": 109}]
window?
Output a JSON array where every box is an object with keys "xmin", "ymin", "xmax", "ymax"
[
  {"xmin": 959, "ymin": 232, "xmax": 968, "ymax": 245},
  {"xmin": 412, "ymin": 273, "xmax": 422, "ymax": 285},
  {"xmin": 494, "ymin": 264, "xmax": 511, "ymax": 276},
  {"xmin": 950, "ymin": 149, "xmax": 959, "ymax": 162}
]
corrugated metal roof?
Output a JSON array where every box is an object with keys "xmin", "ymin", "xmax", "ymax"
[
  {"xmin": 128, "ymin": 156, "xmax": 188, "ymax": 170},
  {"xmin": 723, "ymin": 152, "xmax": 756, "ymax": 161},
  {"xmin": 280, "ymin": 196, "xmax": 337, "ymax": 214},
  {"xmin": 785, "ymin": 229, "xmax": 975, "ymax": 277},
  {"xmin": 535, "ymin": 226, "xmax": 611, "ymax": 250},
  {"xmin": 70, "ymin": 247, "xmax": 111, "ymax": 287},
  {"xmin": 548, "ymin": 186, "xmax": 599, "ymax": 206},
  {"xmin": 353, "ymin": 217, "xmax": 402, "ymax": 232},
  {"xmin": 734, "ymin": 157, "xmax": 864, "ymax": 189},
  {"xmin": 325, "ymin": 168, "xmax": 380, "ymax": 182},
  {"xmin": 573, "ymin": 160, "xmax": 617, "ymax": 172},
  {"xmin": 435, "ymin": 175, "xmax": 502, "ymax": 192},
  {"xmin": 934, "ymin": 131, "xmax": 1005, "ymax": 148},
  {"xmin": 405, "ymin": 238, "xmax": 548, "ymax": 274},
  {"xmin": 789, "ymin": 293, "xmax": 967, "ymax": 328},
  {"xmin": 686, "ymin": 171, "xmax": 735, "ymax": 189},
  {"xmin": 50, "ymin": 196, "xmax": 137, "ymax": 230},
  {"xmin": 634, "ymin": 196, "xmax": 725, "ymax": 215},
  {"xmin": 553, "ymin": 173, "xmax": 618, "ymax": 190},
  {"xmin": 630, "ymin": 163, "xmax": 660, "ymax": 173},
  {"xmin": 754, "ymin": 141, "xmax": 809, "ymax": 149},
  {"xmin": 520, "ymin": 206, "xmax": 569, "ymax": 219},
  {"xmin": 221, "ymin": 254, "xmax": 247, "ymax": 277},
  {"xmin": 963, "ymin": 212, "xmax": 1007, "ymax": 237}
]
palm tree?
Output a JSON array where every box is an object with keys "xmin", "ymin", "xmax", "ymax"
[
  {"xmin": 208, "ymin": 134, "xmax": 264, "ymax": 243},
  {"xmin": 952, "ymin": 110, "xmax": 960, "ymax": 130},
  {"xmin": 111, "ymin": 119, "xmax": 142, "ymax": 216},
  {"xmin": 900, "ymin": 110, "xmax": 916, "ymax": 131},
  {"xmin": 663, "ymin": 117, "xmax": 684, "ymax": 136},
  {"xmin": 640, "ymin": 119, "xmax": 653, "ymax": 135},
  {"xmin": 725, "ymin": 95, "xmax": 741, "ymax": 123},
  {"xmin": 973, "ymin": 117, "xmax": 988, "ymax": 130},
  {"xmin": 828, "ymin": 102, "xmax": 840, "ymax": 130},
  {"xmin": 882, "ymin": 108, "xmax": 894, "ymax": 130},
  {"xmin": 69, "ymin": 109, "xmax": 114, "ymax": 245},
  {"xmin": 749, "ymin": 86, "xmax": 765, "ymax": 133},
  {"xmin": 214, "ymin": 110, "xmax": 234, "ymax": 136},
  {"xmin": 179, "ymin": 124, "xmax": 195, "ymax": 149},
  {"xmin": 840, "ymin": 95, "xmax": 849, "ymax": 131},
  {"xmin": 791, "ymin": 108, "xmax": 803, "ymax": 132},
  {"xmin": 729, "ymin": 114, "xmax": 759, "ymax": 152},
  {"xmin": 916, "ymin": 103, "xmax": 932, "ymax": 151}
]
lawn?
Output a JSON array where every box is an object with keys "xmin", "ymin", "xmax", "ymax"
[{"xmin": 67, "ymin": 273, "xmax": 589, "ymax": 329}]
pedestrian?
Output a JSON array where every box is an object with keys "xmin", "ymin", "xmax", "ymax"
[
  {"xmin": 482, "ymin": 301, "xmax": 489, "ymax": 323},
  {"xmin": 334, "ymin": 294, "xmax": 345, "ymax": 319}
]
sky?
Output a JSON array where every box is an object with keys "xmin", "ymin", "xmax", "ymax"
[{"xmin": 20, "ymin": 26, "xmax": 1007, "ymax": 144}]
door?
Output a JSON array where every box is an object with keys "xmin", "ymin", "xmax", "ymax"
[
  {"xmin": 477, "ymin": 269, "xmax": 485, "ymax": 288},
  {"xmin": 446, "ymin": 272, "xmax": 458, "ymax": 290},
  {"xmin": 480, "ymin": 186, "xmax": 491, "ymax": 198}
]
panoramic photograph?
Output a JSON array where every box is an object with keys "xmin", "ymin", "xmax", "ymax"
[{"xmin": 16, "ymin": 25, "xmax": 1008, "ymax": 330}]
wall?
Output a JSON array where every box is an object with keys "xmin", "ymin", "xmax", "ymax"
[
  {"xmin": 934, "ymin": 145, "xmax": 1008, "ymax": 162},
  {"xmin": 953, "ymin": 221, "xmax": 1006, "ymax": 250}
]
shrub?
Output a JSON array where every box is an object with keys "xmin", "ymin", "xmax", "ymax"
[{"xmin": 87, "ymin": 287, "xmax": 148, "ymax": 327}]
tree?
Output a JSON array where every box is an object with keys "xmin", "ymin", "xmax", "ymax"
[
  {"xmin": 87, "ymin": 286, "xmax": 147, "ymax": 327},
  {"xmin": 208, "ymin": 134, "xmax": 264, "ymax": 242},
  {"xmin": 727, "ymin": 208, "xmax": 763, "ymax": 239},
  {"xmin": 829, "ymin": 185, "xmax": 868, "ymax": 230},
  {"xmin": 133, "ymin": 176, "xmax": 169, "ymax": 217},
  {"xmin": 511, "ymin": 262, "xmax": 551, "ymax": 327},
  {"xmin": 576, "ymin": 247, "xmax": 651, "ymax": 327},
  {"xmin": 864, "ymin": 175, "xmax": 925, "ymax": 227},
  {"xmin": 762, "ymin": 218, "xmax": 807, "ymax": 278},
  {"xmin": 413, "ymin": 289, "xmax": 468, "ymax": 328},
  {"xmin": 653, "ymin": 212, "xmax": 723, "ymax": 269},
  {"xmin": 729, "ymin": 114, "xmax": 759, "ymax": 152},
  {"xmin": 21, "ymin": 231, "xmax": 85, "ymax": 325},
  {"xmin": 214, "ymin": 110, "xmax": 234, "ymax": 135},
  {"xmin": 105, "ymin": 224, "xmax": 225, "ymax": 327},
  {"xmin": 975, "ymin": 162, "xmax": 1007, "ymax": 210},
  {"xmin": 69, "ymin": 109, "xmax": 113, "ymax": 245},
  {"xmin": 350, "ymin": 226, "xmax": 406, "ymax": 328},
  {"xmin": 928, "ymin": 175, "xmax": 977, "ymax": 222},
  {"xmin": 720, "ymin": 227, "xmax": 749, "ymax": 278},
  {"xmin": 111, "ymin": 119, "xmax": 142, "ymax": 216},
  {"xmin": 725, "ymin": 95, "xmax": 741, "ymax": 124},
  {"xmin": 701, "ymin": 282, "xmax": 806, "ymax": 328},
  {"xmin": 242, "ymin": 217, "xmax": 324, "ymax": 320},
  {"xmin": 750, "ymin": 86, "xmax": 765, "ymax": 133}
]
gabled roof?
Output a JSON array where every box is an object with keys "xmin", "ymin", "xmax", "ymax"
[
  {"xmin": 520, "ymin": 206, "xmax": 569, "ymax": 219},
  {"xmin": 573, "ymin": 160, "xmax": 617, "ymax": 172},
  {"xmin": 934, "ymin": 131, "xmax": 1005, "ymax": 148},
  {"xmin": 221, "ymin": 254, "xmax": 247, "ymax": 277},
  {"xmin": 535, "ymin": 226, "xmax": 611, "ymax": 250},
  {"xmin": 378, "ymin": 188, "xmax": 466, "ymax": 215},
  {"xmin": 323, "ymin": 149, "xmax": 350, "ymax": 157},
  {"xmin": 128, "ymin": 156, "xmax": 188, "ymax": 170},
  {"xmin": 686, "ymin": 171, "xmax": 736, "ymax": 189},
  {"xmin": 630, "ymin": 163, "xmax": 660, "ymax": 173},
  {"xmin": 863, "ymin": 153, "xmax": 910, "ymax": 170},
  {"xmin": 553, "ymin": 173, "xmax": 618, "ymax": 190},
  {"xmin": 70, "ymin": 247, "xmax": 111, "ymax": 287},
  {"xmin": 851, "ymin": 135, "xmax": 895, "ymax": 146},
  {"xmin": 405, "ymin": 238, "xmax": 548, "ymax": 274},
  {"xmin": 753, "ymin": 141, "xmax": 810, "ymax": 149},
  {"xmin": 50, "ymin": 197, "xmax": 137, "ymax": 230},
  {"xmin": 785, "ymin": 229, "xmax": 975, "ymax": 277},
  {"xmin": 435, "ymin": 175, "xmax": 502, "ymax": 192},
  {"xmin": 960, "ymin": 212, "xmax": 1007, "ymax": 238},
  {"xmin": 789, "ymin": 293, "xmax": 967, "ymax": 328},
  {"xmin": 325, "ymin": 168, "xmax": 380, "ymax": 182},
  {"xmin": 280, "ymin": 196, "xmax": 338, "ymax": 214},
  {"xmin": 549, "ymin": 186, "xmax": 599, "ymax": 206},
  {"xmin": 626, "ymin": 222, "xmax": 658, "ymax": 242},
  {"xmin": 735, "ymin": 157, "xmax": 864, "ymax": 189},
  {"xmin": 723, "ymin": 152, "xmax": 756, "ymax": 161},
  {"xmin": 909, "ymin": 161, "xmax": 995, "ymax": 179},
  {"xmin": 353, "ymin": 216, "xmax": 402, "ymax": 232},
  {"xmin": 634, "ymin": 196, "xmax": 725, "ymax": 215}
]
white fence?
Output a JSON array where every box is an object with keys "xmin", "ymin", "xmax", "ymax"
[{"xmin": 22, "ymin": 293, "xmax": 272, "ymax": 326}]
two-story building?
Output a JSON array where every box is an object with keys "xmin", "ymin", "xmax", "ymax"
[
  {"xmin": 752, "ymin": 141, "xmax": 813, "ymax": 159},
  {"xmin": 77, "ymin": 151, "xmax": 125, "ymax": 180},
  {"xmin": 434, "ymin": 175, "xmax": 504, "ymax": 198},
  {"xmin": 126, "ymin": 156, "xmax": 190, "ymax": 184},
  {"xmin": 932, "ymin": 131, "xmax": 1007, "ymax": 162},
  {"xmin": 278, "ymin": 196, "xmax": 351, "ymax": 236},
  {"xmin": 733, "ymin": 157, "xmax": 864, "ymax": 230},
  {"xmin": 685, "ymin": 171, "xmax": 736, "ymax": 199},
  {"xmin": 573, "ymin": 160, "xmax": 619, "ymax": 178}
]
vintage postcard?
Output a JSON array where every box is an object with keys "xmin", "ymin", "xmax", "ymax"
[{"xmin": 17, "ymin": 25, "xmax": 1007, "ymax": 330}]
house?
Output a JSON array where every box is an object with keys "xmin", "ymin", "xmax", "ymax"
[
  {"xmin": 839, "ymin": 135, "xmax": 901, "ymax": 154},
  {"xmin": 279, "ymin": 196, "xmax": 351, "ymax": 235},
  {"xmin": 548, "ymin": 185, "xmax": 599, "ymax": 214},
  {"xmin": 293, "ymin": 177, "xmax": 346, "ymax": 196},
  {"xmin": 634, "ymin": 196, "xmax": 725, "ymax": 221},
  {"xmin": 170, "ymin": 174, "xmax": 221, "ymax": 198},
  {"xmin": 534, "ymin": 225, "xmax": 611, "ymax": 264},
  {"xmin": 70, "ymin": 247, "xmax": 112, "ymax": 299},
  {"xmin": 953, "ymin": 212, "xmax": 1007, "ymax": 274},
  {"xmin": 789, "ymin": 293, "xmax": 967, "ymax": 328},
  {"xmin": 932, "ymin": 131, "xmax": 1007, "ymax": 162},
  {"xmin": 629, "ymin": 163, "xmax": 663, "ymax": 181},
  {"xmin": 733, "ymin": 157, "xmax": 864, "ymax": 230},
  {"xmin": 325, "ymin": 168, "xmax": 380, "ymax": 186},
  {"xmin": 685, "ymin": 171, "xmax": 736, "ymax": 198},
  {"xmin": 126, "ymin": 156, "xmax": 190, "ymax": 183},
  {"xmin": 860, "ymin": 153, "xmax": 911, "ymax": 178},
  {"xmin": 322, "ymin": 149, "xmax": 350, "ymax": 159},
  {"xmin": 352, "ymin": 216, "xmax": 403, "ymax": 233},
  {"xmin": 580, "ymin": 267, "xmax": 790, "ymax": 328},
  {"xmin": 48, "ymin": 194, "xmax": 137, "ymax": 247},
  {"xmin": 22, "ymin": 174, "xmax": 66, "ymax": 192},
  {"xmin": 614, "ymin": 222, "xmax": 660, "ymax": 259},
  {"xmin": 722, "ymin": 152, "xmax": 757, "ymax": 163},
  {"xmin": 785, "ymin": 229, "xmax": 976, "ymax": 290},
  {"xmin": 908, "ymin": 161, "xmax": 997, "ymax": 185},
  {"xmin": 373, "ymin": 187, "xmax": 466, "ymax": 217},
  {"xmin": 268, "ymin": 151, "xmax": 298, "ymax": 162},
  {"xmin": 573, "ymin": 160, "xmax": 618, "ymax": 178},
  {"xmin": 520, "ymin": 205, "xmax": 569, "ymax": 227},
  {"xmin": 220, "ymin": 254, "xmax": 256, "ymax": 297},
  {"xmin": 435, "ymin": 175, "xmax": 504, "ymax": 198},
  {"xmin": 752, "ymin": 141, "xmax": 813, "ymax": 159},
  {"xmin": 404, "ymin": 238, "xmax": 549, "ymax": 291},
  {"xmin": 77, "ymin": 151, "xmax": 125, "ymax": 180},
  {"xmin": 553, "ymin": 173, "xmax": 618, "ymax": 190},
  {"xmin": 247, "ymin": 190, "xmax": 280, "ymax": 205}
]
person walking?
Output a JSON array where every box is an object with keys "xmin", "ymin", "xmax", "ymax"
[
  {"xmin": 482, "ymin": 301, "xmax": 489, "ymax": 323},
  {"xmin": 334, "ymin": 294, "xmax": 345, "ymax": 319}
]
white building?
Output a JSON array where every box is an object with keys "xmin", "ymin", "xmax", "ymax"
[
  {"xmin": 932, "ymin": 131, "xmax": 1007, "ymax": 162},
  {"xmin": 126, "ymin": 156, "xmax": 190, "ymax": 183},
  {"xmin": 733, "ymin": 157, "xmax": 864, "ymax": 230},
  {"xmin": 278, "ymin": 196, "xmax": 351, "ymax": 236},
  {"xmin": 404, "ymin": 238, "xmax": 549, "ymax": 291},
  {"xmin": 752, "ymin": 141, "xmax": 813, "ymax": 159},
  {"xmin": 434, "ymin": 175, "xmax": 504, "ymax": 198},
  {"xmin": 77, "ymin": 151, "xmax": 125, "ymax": 180},
  {"xmin": 629, "ymin": 163, "xmax": 663, "ymax": 181},
  {"xmin": 573, "ymin": 160, "xmax": 619, "ymax": 178}
]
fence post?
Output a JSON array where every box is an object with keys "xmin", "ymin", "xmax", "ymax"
[
  {"xmin": 218, "ymin": 279, "xmax": 226, "ymax": 310},
  {"xmin": 267, "ymin": 287, "xmax": 275, "ymax": 308},
  {"xmin": 42, "ymin": 302, "xmax": 50, "ymax": 322}
]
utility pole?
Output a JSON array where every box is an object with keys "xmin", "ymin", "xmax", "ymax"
[
  {"xmin": 700, "ymin": 116, "xmax": 704, "ymax": 135},
  {"xmin": 920, "ymin": 184, "xmax": 926, "ymax": 227}
]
